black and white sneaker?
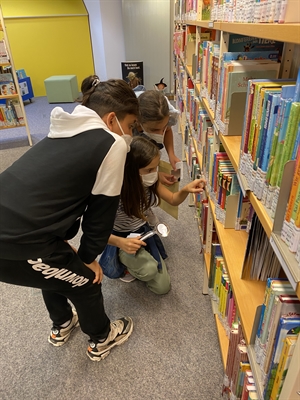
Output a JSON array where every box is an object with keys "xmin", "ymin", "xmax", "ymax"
[
  {"xmin": 48, "ymin": 310, "xmax": 79, "ymax": 347},
  {"xmin": 87, "ymin": 317, "xmax": 133, "ymax": 361}
]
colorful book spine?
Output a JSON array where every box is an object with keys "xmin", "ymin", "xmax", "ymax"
[
  {"xmin": 281, "ymin": 146, "xmax": 300, "ymax": 245},
  {"xmin": 268, "ymin": 99, "xmax": 293, "ymax": 187},
  {"xmin": 275, "ymin": 102, "xmax": 300, "ymax": 187},
  {"xmin": 263, "ymin": 317, "xmax": 300, "ymax": 399},
  {"xmin": 270, "ymin": 336, "xmax": 297, "ymax": 400}
]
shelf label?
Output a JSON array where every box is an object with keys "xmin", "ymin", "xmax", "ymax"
[{"xmin": 208, "ymin": 21, "xmax": 214, "ymax": 28}]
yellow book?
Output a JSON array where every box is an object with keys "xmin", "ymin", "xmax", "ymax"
[
  {"xmin": 213, "ymin": 257, "xmax": 224, "ymax": 301},
  {"xmin": 270, "ymin": 335, "xmax": 298, "ymax": 400}
]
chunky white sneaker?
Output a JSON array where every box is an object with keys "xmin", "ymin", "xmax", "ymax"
[
  {"xmin": 119, "ymin": 270, "xmax": 136, "ymax": 283},
  {"xmin": 48, "ymin": 310, "xmax": 79, "ymax": 347},
  {"xmin": 87, "ymin": 317, "xmax": 133, "ymax": 361}
]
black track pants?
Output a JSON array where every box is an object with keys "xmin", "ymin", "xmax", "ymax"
[{"xmin": 0, "ymin": 241, "xmax": 110, "ymax": 342}]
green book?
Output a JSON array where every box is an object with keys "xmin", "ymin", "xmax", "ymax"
[
  {"xmin": 253, "ymin": 88, "xmax": 282, "ymax": 171},
  {"xmin": 276, "ymin": 102, "xmax": 300, "ymax": 187},
  {"xmin": 269, "ymin": 99, "xmax": 293, "ymax": 187}
]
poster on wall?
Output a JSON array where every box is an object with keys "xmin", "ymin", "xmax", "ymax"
[{"xmin": 121, "ymin": 61, "xmax": 144, "ymax": 86}]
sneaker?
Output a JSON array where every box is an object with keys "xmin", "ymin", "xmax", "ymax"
[
  {"xmin": 48, "ymin": 310, "xmax": 79, "ymax": 347},
  {"xmin": 87, "ymin": 317, "xmax": 133, "ymax": 361},
  {"xmin": 119, "ymin": 270, "xmax": 136, "ymax": 283}
]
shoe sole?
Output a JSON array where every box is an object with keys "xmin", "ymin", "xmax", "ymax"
[
  {"xmin": 86, "ymin": 318, "xmax": 134, "ymax": 362},
  {"xmin": 48, "ymin": 321, "xmax": 80, "ymax": 347},
  {"xmin": 119, "ymin": 277, "xmax": 136, "ymax": 283}
]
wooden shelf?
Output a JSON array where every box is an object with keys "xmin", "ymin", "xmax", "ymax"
[
  {"xmin": 215, "ymin": 315, "xmax": 229, "ymax": 370},
  {"xmin": 220, "ymin": 22, "xmax": 300, "ymax": 45},
  {"xmin": 217, "ymin": 133, "xmax": 274, "ymax": 238},
  {"xmin": 0, "ymin": 123, "xmax": 26, "ymax": 129},
  {"xmin": 192, "ymin": 137, "xmax": 203, "ymax": 170},
  {"xmin": 204, "ymin": 250, "xmax": 210, "ymax": 276},
  {"xmin": 0, "ymin": 94, "xmax": 19, "ymax": 100},
  {"xmin": 218, "ymin": 134, "xmax": 241, "ymax": 171},
  {"xmin": 208, "ymin": 196, "xmax": 266, "ymax": 344},
  {"xmin": 201, "ymin": 96, "xmax": 215, "ymax": 121},
  {"xmin": 180, "ymin": 20, "xmax": 300, "ymax": 45},
  {"xmin": 248, "ymin": 192, "xmax": 273, "ymax": 238}
]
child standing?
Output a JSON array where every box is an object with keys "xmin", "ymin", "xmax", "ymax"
[
  {"xmin": 0, "ymin": 75, "xmax": 138, "ymax": 361},
  {"xmin": 134, "ymin": 90, "xmax": 181, "ymax": 186}
]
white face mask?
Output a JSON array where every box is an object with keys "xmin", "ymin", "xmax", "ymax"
[
  {"xmin": 141, "ymin": 169, "xmax": 158, "ymax": 187},
  {"xmin": 115, "ymin": 116, "xmax": 132, "ymax": 152},
  {"xmin": 141, "ymin": 125, "xmax": 166, "ymax": 144}
]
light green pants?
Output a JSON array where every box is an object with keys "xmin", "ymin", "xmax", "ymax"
[{"xmin": 119, "ymin": 248, "xmax": 171, "ymax": 295}]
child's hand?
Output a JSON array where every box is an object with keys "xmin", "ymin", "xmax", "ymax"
[
  {"xmin": 169, "ymin": 154, "xmax": 181, "ymax": 170},
  {"xmin": 84, "ymin": 260, "xmax": 103, "ymax": 284},
  {"xmin": 159, "ymin": 171, "xmax": 177, "ymax": 186},
  {"xmin": 185, "ymin": 178, "xmax": 206, "ymax": 193},
  {"xmin": 119, "ymin": 237, "xmax": 146, "ymax": 254}
]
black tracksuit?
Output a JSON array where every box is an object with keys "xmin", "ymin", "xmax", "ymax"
[{"xmin": 0, "ymin": 105, "xmax": 127, "ymax": 341}]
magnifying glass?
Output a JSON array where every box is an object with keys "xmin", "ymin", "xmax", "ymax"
[{"xmin": 139, "ymin": 223, "xmax": 170, "ymax": 241}]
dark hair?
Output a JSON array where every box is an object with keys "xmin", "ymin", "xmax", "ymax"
[
  {"xmin": 138, "ymin": 90, "xmax": 169, "ymax": 124},
  {"xmin": 81, "ymin": 75, "xmax": 139, "ymax": 119},
  {"xmin": 121, "ymin": 136, "xmax": 160, "ymax": 219}
]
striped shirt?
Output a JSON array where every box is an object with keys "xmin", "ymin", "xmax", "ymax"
[{"xmin": 113, "ymin": 190, "xmax": 158, "ymax": 233}]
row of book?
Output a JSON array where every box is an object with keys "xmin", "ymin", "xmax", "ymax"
[
  {"xmin": 177, "ymin": 64, "xmax": 254, "ymax": 231},
  {"xmin": 242, "ymin": 213, "xmax": 282, "ymax": 280},
  {"xmin": 174, "ymin": 0, "xmax": 299, "ymax": 23},
  {"xmin": 0, "ymin": 39, "xmax": 9, "ymax": 64},
  {"xmin": 0, "ymin": 100, "xmax": 24, "ymax": 127},
  {"xmin": 280, "ymin": 144, "xmax": 300, "ymax": 262},
  {"xmin": 174, "ymin": 0, "xmax": 211, "ymax": 22},
  {"xmin": 211, "ymin": 0, "xmax": 299, "ymax": 24},
  {"xmin": 222, "ymin": 323, "xmax": 257, "ymax": 399},
  {"xmin": 198, "ymin": 38, "xmax": 283, "ymax": 135},
  {"xmin": 254, "ymin": 278, "xmax": 300, "ymax": 399},
  {"xmin": 238, "ymin": 74, "xmax": 300, "ymax": 267}
]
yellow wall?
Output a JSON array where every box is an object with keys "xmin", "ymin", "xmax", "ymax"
[{"xmin": 0, "ymin": 0, "xmax": 94, "ymax": 96}]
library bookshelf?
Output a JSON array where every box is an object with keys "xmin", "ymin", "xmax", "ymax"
[
  {"xmin": 174, "ymin": 14, "xmax": 300, "ymax": 400},
  {"xmin": 0, "ymin": 6, "xmax": 32, "ymax": 146}
]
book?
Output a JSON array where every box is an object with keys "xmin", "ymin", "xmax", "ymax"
[
  {"xmin": 268, "ymin": 98, "xmax": 293, "ymax": 187},
  {"xmin": 223, "ymin": 69, "xmax": 279, "ymax": 124},
  {"xmin": 208, "ymin": 243, "xmax": 222, "ymax": 289},
  {"xmin": 235, "ymin": 192, "xmax": 251, "ymax": 231},
  {"xmin": 0, "ymin": 39, "xmax": 9, "ymax": 64},
  {"xmin": 252, "ymin": 87, "xmax": 282, "ymax": 171},
  {"xmin": 278, "ymin": 0, "xmax": 300, "ymax": 23},
  {"xmin": 275, "ymin": 102, "xmax": 300, "ymax": 187},
  {"xmin": 0, "ymin": 73, "xmax": 16, "ymax": 96},
  {"xmin": 281, "ymin": 144, "xmax": 300, "ymax": 246},
  {"xmin": 263, "ymin": 316, "xmax": 300, "ymax": 399},
  {"xmin": 217, "ymin": 52, "xmax": 280, "ymax": 120},
  {"xmin": 201, "ymin": 0, "xmax": 211, "ymax": 20},
  {"xmin": 16, "ymin": 69, "xmax": 27, "ymax": 80},
  {"xmin": 265, "ymin": 84, "xmax": 296, "ymax": 190},
  {"xmin": 227, "ymin": 34, "xmax": 284, "ymax": 55},
  {"xmin": 121, "ymin": 61, "xmax": 144, "ymax": 85},
  {"xmin": 260, "ymin": 93, "xmax": 281, "ymax": 173},
  {"xmin": 270, "ymin": 335, "xmax": 298, "ymax": 400},
  {"xmin": 261, "ymin": 294, "xmax": 300, "ymax": 378}
]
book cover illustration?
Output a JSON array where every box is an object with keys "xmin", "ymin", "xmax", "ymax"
[
  {"xmin": 263, "ymin": 317, "xmax": 300, "ymax": 399},
  {"xmin": 121, "ymin": 61, "xmax": 144, "ymax": 86},
  {"xmin": 227, "ymin": 34, "xmax": 284, "ymax": 57},
  {"xmin": 0, "ymin": 73, "xmax": 16, "ymax": 96}
]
